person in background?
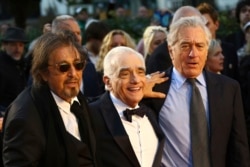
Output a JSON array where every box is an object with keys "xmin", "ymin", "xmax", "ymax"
[
  {"xmin": 0, "ymin": 27, "xmax": 29, "ymax": 113},
  {"xmin": 74, "ymin": 7, "xmax": 90, "ymax": 45},
  {"xmin": 238, "ymin": 21, "xmax": 250, "ymax": 63},
  {"xmin": 238, "ymin": 21, "xmax": 250, "ymax": 150},
  {"xmin": 2, "ymin": 30, "xmax": 98, "ymax": 167},
  {"xmin": 137, "ymin": 6, "xmax": 150, "ymax": 19},
  {"xmin": 197, "ymin": 2, "xmax": 239, "ymax": 81},
  {"xmin": 205, "ymin": 39, "xmax": 224, "ymax": 74},
  {"xmin": 142, "ymin": 25, "xmax": 167, "ymax": 65},
  {"xmin": 96, "ymin": 29, "xmax": 136, "ymax": 93},
  {"xmin": 225, "ymin": 0, "xmax": 250, "ymax": 50},
  {"xmin": 143, "ymin": 15, "xmax": 250, "ymax": 167},
  {"xmin": 89, "ymin": 46, "xmax": 164, "ymax": 167},
  {"xmin": 84, "ymin": 21, "xmax": 110, "ymax": 68}
]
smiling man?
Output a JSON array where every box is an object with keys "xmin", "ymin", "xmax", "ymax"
[{"xmin": 88, "ymin": 46, "xmax": 164, "ymax": 167}]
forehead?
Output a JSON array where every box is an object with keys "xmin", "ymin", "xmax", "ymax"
[
  {"xmin": 116, "ymin": 53, "xmax": 144, "ymax": 70},
  {"xmin": 49, "ymin": 46, "xmax": 79, "ymax": 62},
  {"xmin": 177, "ymin": 26, "xmax": 207, "ymax": 44}
]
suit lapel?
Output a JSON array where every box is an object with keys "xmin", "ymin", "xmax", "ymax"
[
  {"xmin": 100, "ymin": 93, "xmax": 140, "ymax": 167},
  {"xmin": 204, "ymin": 71, "xmax": 220, "ymax": 139}
]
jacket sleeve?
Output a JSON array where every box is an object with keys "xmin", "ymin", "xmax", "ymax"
[{"xmin": 2, "ymin": 95, "xmax": 45, "ymax": 167}]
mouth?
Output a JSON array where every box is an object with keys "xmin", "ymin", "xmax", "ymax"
[
  {"xmin": 187, "ymin": 62, "xmax": 198, "ymax": 68},
  {"xmin": 65, "ymin": 80, "xmax": 79, "ymax": 87},
  {"xmin": 127, "ymin": 87, "xmax": 142, "ymax": 92}
]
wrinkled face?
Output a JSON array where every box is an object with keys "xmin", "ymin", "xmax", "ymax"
[
  {"xmin": 206, "ymin": 45, "xmax": 224, "ymax": 73},
  {"xmin": 203, "ymin": 13, "xmax": 219, "ymax": 39},
  {"xmin": 150, "ymin": 31, "xmax": 166, "ymax": 54},
  {"xmin": 3, "ymin": 41, "xmax": 25, "ymax": 60},
  {"xmin": 240, "ymin": 5, "xmax": 250, "ymax": 26},
  {"xmin": 63, "ymin": 20, "xmax": 82, "ymax": 44},
  {"xmin": 168, "ymin": 26, "xmax": 209, "ymax": 78},
  {"xmin": 105, "ymin": 54, "xmax": 146, "ymax": 108},
  {"xmin": 41, "ymin": 46, "xmax": 83, "ymax": 103}
]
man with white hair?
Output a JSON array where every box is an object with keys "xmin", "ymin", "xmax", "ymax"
[{"xmin": 89, "ymin": 46, "xmax": 164, "ymax": 167}]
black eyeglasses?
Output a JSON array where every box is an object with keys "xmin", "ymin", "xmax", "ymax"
[{"xmin": 48, "ymin": 61, "xmax": 86, "ymax": 73}]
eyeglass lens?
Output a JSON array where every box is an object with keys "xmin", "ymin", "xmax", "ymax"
[{"xmin": 58, "ymin": 62, "xmax": 85, "ymax": 73}]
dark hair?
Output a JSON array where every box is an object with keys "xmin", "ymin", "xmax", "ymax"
[
  {"xmin": 197, "ymin": 2, "xmax": 219, "ymax": 23},
  {"xmin": 235, "ymin": 0, "xmax": 250, "ymax": 23},
  {"xmin": 31, "ymin": 30, "xmax": 87, "ymax": 87},
  {"xmin": 85, "ymin": 21, "xmax": 110, "ymax": 41}
]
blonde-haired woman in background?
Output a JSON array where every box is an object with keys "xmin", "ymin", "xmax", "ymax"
[
  {"xmin": 96, "ymin": 29, "xmax": 136, "ymax": 93},
  {"xmin": 205, "ymin": 39, "xmax": 225, "ymax": 74},
  {"xmin": 143, "ymin": 25, "xmax": 167, "ymax": 64}
]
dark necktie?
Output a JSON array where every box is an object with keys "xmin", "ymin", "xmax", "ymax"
[
  {"xmin": 70, "ymin": 101, "xmax": 85, "ymax": 141},
  {"xmin": 187, "ymin": 78, "xmax": 210, "ymax": 167},
  {"xmin": 123, "ymin": 106, "xmax": 146, "ymax": 122}
]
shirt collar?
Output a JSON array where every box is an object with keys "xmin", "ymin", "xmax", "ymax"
[
  {"xmin": 109, "ymin": 92, "xmax": 139, "ymax": 117},
  {"xmin": 172, "ymin": 67, "xmax": 206, "ymax": 88},
  {"xmin": 51, "ymin": 91, "xmax": 79, "ymax": 114}
]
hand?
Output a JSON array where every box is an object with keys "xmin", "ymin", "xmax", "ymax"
[
  {"xmin": 0, "ymin": 117, "xmax": 3, "ymax": 132},
  {"xmin": 144, "ymin": 71, "xmax": 168, "ymax": 98}
]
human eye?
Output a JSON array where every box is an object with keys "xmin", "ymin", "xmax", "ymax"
[
  {"xmin": 180, "ymin": 44, "xmax": 190, "ymax": 51},
  {"xmin": 137, "ymin": 68, "xmax": 146, "ymax": 76},
  {"xmin": 119, "ymin": 70, "xmax": 130, "ymax": 78},
  {"xmin": 196, "ymin": 44, "xmax": 206, "ymax": 50}
]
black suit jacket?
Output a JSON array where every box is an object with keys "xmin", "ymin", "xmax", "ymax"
[
  {"xmin": 2, "ymin": 85, "xmax": 97, "ymax": 167},
  {"xmin": 146, "ymin": 41, "xmax": 172, "ymax": 74},
  {"xmin": 83, "ymin": 58, "xmax": 103, "ymax": 97},
  {"xmin": 221, "ymin": 40, "xmax": 239, "ymax": 81},
  {"xmin": 143, "ymin": 68, "xmax": 250, "ymax": 167},
  {"xmin": 89, "ymin": 92, "xmax": 164, "ymax": 167}
]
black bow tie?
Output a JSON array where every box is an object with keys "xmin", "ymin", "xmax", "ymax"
[{"xmin": 123, "ymin": 106, "xmax": 146, "ymax": 122}]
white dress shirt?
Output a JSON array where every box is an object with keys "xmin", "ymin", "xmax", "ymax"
[
  {"xmin": 51, "ymin": 92, "xmax": 81, "ymax": 141},
  {"xmin": 110, "ymin": 93, "xmax": 158, "ymax": 167}
]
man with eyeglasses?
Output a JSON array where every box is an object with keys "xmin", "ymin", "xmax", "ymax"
[{"xmin": 2, "ymin": 31, "xmax": 98, "ymax": 167}]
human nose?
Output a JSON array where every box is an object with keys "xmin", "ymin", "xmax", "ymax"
[
  {"xmin": 68, "ymin": 64, "xmax": 77, "ymax": 76},
  {"xmin": 188, "ymin": 47, "xmax": 197, "ymax": 57},
  {"xmin": 130, "ymin": 72, "xmax": 139, "ymax": 83}
]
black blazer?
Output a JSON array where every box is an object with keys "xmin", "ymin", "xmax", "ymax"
[
  {"xmin": 83, "ymin": 58, "xmax": 103, "ymax": 97},
  {"xmin": 146, "ymin": 41, "xmax": 172, "ymax": 74},
  {"xmin": 143, "ymin": 68, "xmax": 250, "ymax": 167},
  {"xmin": 89, "ymin": 92, "xmax": 164, "ymax": 167},
  {"xmin": 2, "ymin": 85, "xmax": 97, "ymax": 167},
  {"xmin": 221, "ymin": 40, "xmax": 239, "ymax": 81}
]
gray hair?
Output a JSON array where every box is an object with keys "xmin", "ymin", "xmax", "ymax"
[
  {"xmin": 51, "ymin": 15, "xmax": 77, "ymax": 33},
  {"xmin": 167, "ymin": 16, "xmax": 211, "ymax": 47},
  {"xmin": 31, "ymin": 30, "xmax": 86, "ymax": 88},
  {"xmin": 103, "ymin": 46, "xmax": 145, "ymax": 90}
]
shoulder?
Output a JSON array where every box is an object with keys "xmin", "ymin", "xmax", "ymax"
[{"xmin": 206, "ymin": 71, "xmax": 240, "ymax": 88}]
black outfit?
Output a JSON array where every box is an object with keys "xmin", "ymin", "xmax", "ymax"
[
  {"xmin": 88, "ymin": 92, "xmax": 164, "ymax": 167},
  {"xmin": 220, "ymin": 40, "xmax": 239, "ymax": 81},
  {"xmin": 2, "ymin": 85, "xmax": 97, "ymax": 167},
  {"xmin": 0, "ymin": 51, "xmax": 28, "ymax": 111},
  {"xmin": 146, "ymin": 41, "xmax": 172, "ymax": 74},
  {"xmin": 239, "ymin": 55, "xmax": 250, "ymax": 149},
  {"xmin": 83, "ymin": 58, "xmax": 103, "ymax": 98},
  {"xmin": 224, "ymin": 29, "xmax": 245, "ymax": 51}
]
